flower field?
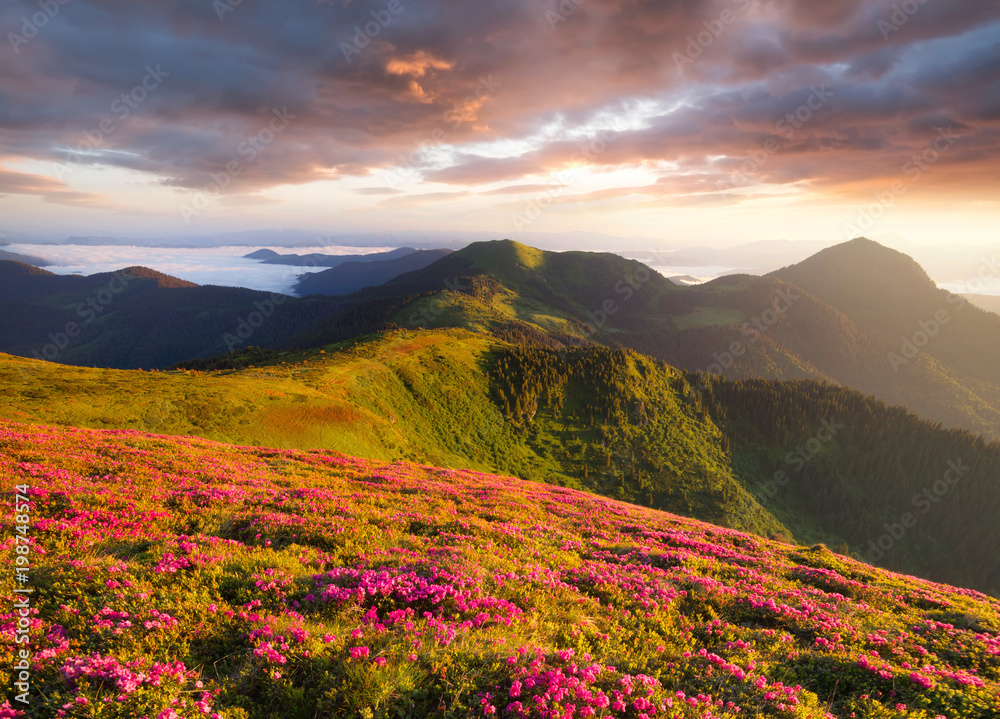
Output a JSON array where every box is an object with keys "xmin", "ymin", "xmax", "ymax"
[{"xmin": 1, "ymin": 420, "xmax": 998, "ymax": 718}]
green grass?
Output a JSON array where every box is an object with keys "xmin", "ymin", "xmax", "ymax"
[{"xmin": 0, "ymin": 329, "xmax": 786, "ymax": 540}]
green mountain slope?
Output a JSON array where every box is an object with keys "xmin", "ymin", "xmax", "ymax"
[
  {"xmin": 3, "ymin": 328, "xmax": 999, "ymax": 592},
  {"xmin": 0, "ymin": 330, "xmax": 784, "ymax": 541}
]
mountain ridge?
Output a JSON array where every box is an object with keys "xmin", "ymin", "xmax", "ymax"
[{"xmin": 3, "ymin": 238, "xmax": 1000, "ymax": 441}]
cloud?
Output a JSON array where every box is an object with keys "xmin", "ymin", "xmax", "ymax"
[
  {"xmin": 355, "ymin": 187, "xmax": 404, "ymax": 195},
  {"xmin": 377, "ymin": 190, "xmax": 472, "ymax": 209},
  {"xmin": 478, "ymin": 184, "xmax": 567, "ymax": 195},
  {"xmin": 0, "ymin": 164, "xmax": 110, "ymax": 207},
  {"xmin": 0, "ymin": 0, "xmax": 997, "ymax": 210}
]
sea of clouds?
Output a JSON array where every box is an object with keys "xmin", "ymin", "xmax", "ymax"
[{"xmin": 5, "ymin": 244, "xmax": 397, "ymax": 294}]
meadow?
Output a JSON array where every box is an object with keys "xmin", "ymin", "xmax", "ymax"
[{"xmin": 1, "ymin": 420, "xmax": 998, "ymax": 718}]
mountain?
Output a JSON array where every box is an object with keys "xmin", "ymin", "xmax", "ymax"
[
  {"xmin": 366, "ymin": 238, "xmax": 1000, "ymax": 440},
  {"xmin": 379, "ymin": 238, "xmax": 678, "ymax": 339},
  {"xmin": 766, "ymin": 239, "xmax": 1000, "ymax": 436},
  {"xmin": 6, "ymin": 418, "xmax": 999, "ymax": 719},
  {"xmin": 294, "ymin": 249, "xmax": 454, "ymax": 296},
  {"xmin": 4, "ymin": 238, "xmax": 1000, "ymax": 441},
  {"xmin": 0, "ymin": 247, "xmax": 49, "ymax": 266},
  {"xmin": 621, "ymin": 239, "xmax": 836, "ymax": 273},
  {"xmin": 0, "ymin": 261, "xmax": 197, "ymax": 301},
  {"xmin": 4, "ymin": 328, "xmax": 1000, "ymax": 592},
  {"xmin": 250, "ymin": 246, "xmax": 420, "ymax": 267},
  {"xmin": 0, "ymin": 261, "xmax": 351, "ymax": 367},
  {"xmin": 244, "ymin": 248, "xmax": 281, "ymax": 260}
]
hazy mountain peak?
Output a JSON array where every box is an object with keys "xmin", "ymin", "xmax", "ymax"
[{"xmin": 771, "ymin": 237, "xmax": 935, "ymax": 302}]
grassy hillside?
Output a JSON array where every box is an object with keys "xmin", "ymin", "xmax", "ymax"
[
  {"xmin": 2, "ymin": 420, "xmax": 999, "ymax": 718},
  {"xmin": 698, "ymin": 378, "xmax": 1000, "ymax": 592},
  {"xmin": 0, "ymin": 330, "xmax": 784, "ymax": 540},
  {"xmin": 3, "ymin": 329, "xmax": 1000, "ymax": 592},
  {"xmin": 387, "ymin": 239, "xmax": 677, "ymax": 342}
]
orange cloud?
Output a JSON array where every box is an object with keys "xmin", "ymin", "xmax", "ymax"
[
  {"xmin": 385, "ymin": 51, "xmax": 453, "ymax": 78},
  {"xmin": 0, "ymin": 164, "xmax": 110, "ymax": 208}
]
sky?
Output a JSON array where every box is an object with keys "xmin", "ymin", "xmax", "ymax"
[{"xmin": 2, "ymin": 0, "xmax": 999, "ymax": 249}]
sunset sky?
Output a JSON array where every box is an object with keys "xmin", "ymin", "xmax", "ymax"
[{"xmin": 2, "ymin": 0, "xmax": 999, "ymax": 247}]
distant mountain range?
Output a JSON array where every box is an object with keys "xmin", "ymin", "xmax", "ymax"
[
  {"xmin": 244, "ymin": 246, "xmax": 422, "ymax": 267},
  {"xmin": 365, "ymin": 238, "xmax": 1000, "ymax": 441},
  {"xmin": 2, "ymin": 237, "xmax": 1000, "ymax": 441},
  {"xmin": 0, "ymin": 247, "xmax": 50, "ymax": 266},
  {"xmin": 293, "ymin": 249, "xmax": 453, "ymax": 296},
  {"xmin": 241, "ymin": 245, "xmax": 455, "ymax": 296},
  {"xmin": 0, "ymin": 262, "xmax": 344, "ymax": 367}
]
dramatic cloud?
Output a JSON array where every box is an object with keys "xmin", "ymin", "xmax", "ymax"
[
  {"xmin": 0, "ymin": 164, "xmax": 109, "ymax": 206},
  {"xmin": 1, "ymin": 0, "xmax": 998, "ymax": 241}
]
